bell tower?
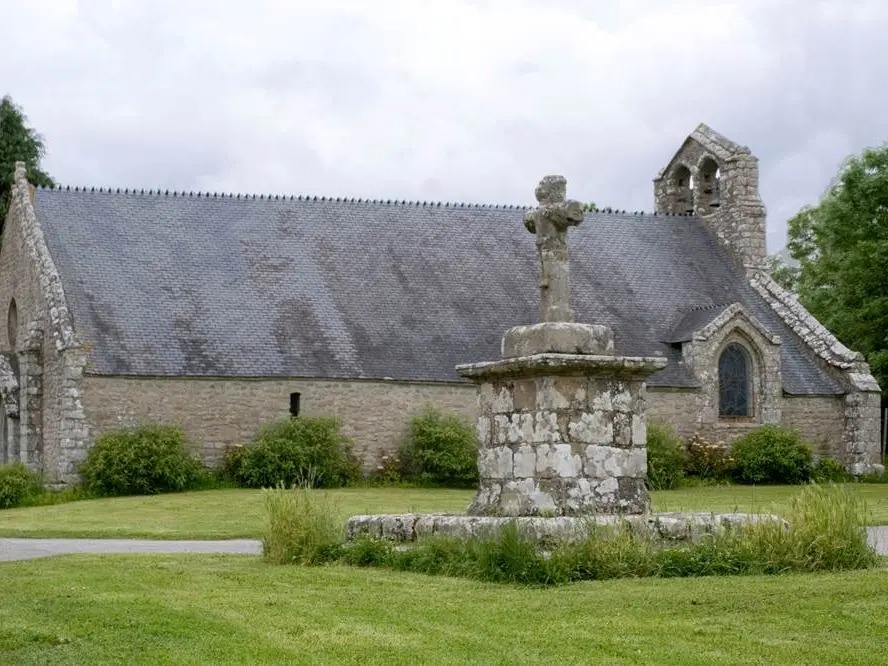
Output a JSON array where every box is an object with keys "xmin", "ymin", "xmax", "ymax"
[{"xmin": 653, "ymin": 123, "xmax": 767, "ymax": 275}]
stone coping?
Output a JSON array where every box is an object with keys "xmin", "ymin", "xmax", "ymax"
[
  {"xmin": 456, "ymin": 353, "xmax": 669, "ymax": 380},
  {"xmin": 501, "ymin": 322, "xmax": 614, "ymax": 358},
  {"xmin": 345, "ymin": 512, "xmax": 785, "ymax": 544}
]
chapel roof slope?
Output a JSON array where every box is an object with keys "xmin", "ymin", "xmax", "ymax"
[
  {"xmin": 664, "ymin": 305, "xmax": 733, "ymax": 344},
  {"xmin": 32, "ymin": 188, "xmax": 841, "ymax": 394}
]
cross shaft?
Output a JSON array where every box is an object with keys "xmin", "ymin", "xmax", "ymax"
[{"xmin": 523, "ymin": 175, "xmax": 584, "ymax": 322}]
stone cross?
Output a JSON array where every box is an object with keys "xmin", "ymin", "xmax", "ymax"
[{"xmin": 523, "ymin": 175, "xmax": 585, "ymax": 323}]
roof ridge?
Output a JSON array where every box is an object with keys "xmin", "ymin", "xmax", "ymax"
[
  {"xmin": 36, "ymin": 186, "xmax": 697, "ymax": 218},
  {"xmin": 678, "ymin": 302, "xmax": 732, "ymax": 313},
  {"xmin": 36, "ymin": 184, "xmax": 538, "ymax": 211},
  {"xmin": 592, "ymin": 207, "xmax": 696, "ymax": 218}
]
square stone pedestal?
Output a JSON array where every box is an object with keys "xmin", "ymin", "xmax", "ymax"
[{"xmin": 456, "ymin": 353, "xmax": 667, "ymax": 516}]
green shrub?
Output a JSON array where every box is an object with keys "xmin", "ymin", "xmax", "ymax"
[
  {"xmin": 731, "ymin": 425, "xmax": 813, "ymax": 485},
  {"xmin": 220, "ymin": 444, "xmax": 247, "ymax": 482},
  {"xmin": 0, "ymin": 462, "xmax": 44, "ymax": 509},
  {"xmin": 225, "ymin": 416, "xmax": 360, "ymax": 489},
  {"xmin": 812, "ymin": 457, "xmax": 853, "ymax": 483},
  {"xmin": 373, "ymin": 453, "xmax": 403, "ymax": 485},
  {"xmin": 684, "ymin": 433, "xmax": 735, "ymax": 481},
  {"xmin": 645, "ymin": 421, "xmax": 684, "ymax": 490},
  {"xmin": 400, "ymin": 407, "xmax": 478, "ymax": 487},
  {"xmin": 79, "ymin": 424, "xmax": 208, "ymax": 497},
  {"xmin": 261, "ymin": 484, "xmax": 343, "ymax": 565}
]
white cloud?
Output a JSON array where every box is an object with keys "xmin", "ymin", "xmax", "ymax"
[{"xmin": 2, "ymin": 0, "xmax": 888, "ymax": 251}]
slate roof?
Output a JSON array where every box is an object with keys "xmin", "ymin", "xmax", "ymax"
[
  {"xmin": 32, "ymin": 188, "xmax": 843, "ymax": 395},
  {"xmin": 664, "ymin": 305, "xmax": 732, "ymax": 344}
]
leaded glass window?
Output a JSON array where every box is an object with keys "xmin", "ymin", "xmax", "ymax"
[{"xmin": 719, "ymin": 343, "xmax": 750, "ymax": 417}]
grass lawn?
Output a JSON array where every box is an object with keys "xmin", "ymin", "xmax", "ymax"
[
  {"xmin": 0, "ymin": 556, "xmax": 885, "ymax": 665},
  {"xmin": 0, "ymin": 484, "xmax": 886, "ymax": 540}
]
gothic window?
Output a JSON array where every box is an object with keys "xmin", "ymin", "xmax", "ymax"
[
  {"xmin": 7, "ymin": 299, "xmax": 17, "ymax": 349},
  {"xmin": 696, "ymin": 157, "xmax": 721, "ymax": 212},
  {"xmin": 672, "ymin": 165, "xmax": 693, "ymax": 214},
  {"xmin": 718, "ymin": 342, "xmax": 750, "ymax": 417}
]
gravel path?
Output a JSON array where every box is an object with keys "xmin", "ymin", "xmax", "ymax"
[
  {"xmin": 0, "ymin": 538, "xmax": 262, "ymax": 562},
  {"xmin": 1, "ymin": 529, "xmax": 886, "ymax": 562}
]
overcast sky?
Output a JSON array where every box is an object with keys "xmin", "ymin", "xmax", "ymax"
[{"xmin": 3, "ymin": 0, "xmax": 887, "ymax": 252}]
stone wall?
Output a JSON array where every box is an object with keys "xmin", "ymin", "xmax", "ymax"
[
  {"xmin": 0, "ymin": 172, "xmax": 60, "ymax": 481},
  {"xmin": 782, "ymin": 396, "xmax": 846, "ymax": 458},
  {"xmin": 0, "ymin": 166, "xmax": 93, "ymax": 485},
  {"xmin": 80, "ymin": 375, "xmax": 476, "ymax": 473},
  {"xmin": 77, "ymin": 374, "xmax": 856, "ymax": 478},
  {"xmin": 844, "ymin": 390, "xmax": 883, "ymax": 476},
  {"xmin": 648, "ymin": 389, "xmax": 846, "ymax": 452},
  {"xmin": 751, "ymin": 272, "xmax": 883, "ymax": 474},
  {"xmin": 646, "ymin": 389, "xmax": 700, "ymax": 438},
  {"xmin": 711, "ymin": 155, "xmax": 768, "ymax": 274}
]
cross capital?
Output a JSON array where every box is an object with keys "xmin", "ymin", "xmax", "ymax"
[{"xmin": 524, "ymin": 175, "xmax": 584, "ymax": 235}]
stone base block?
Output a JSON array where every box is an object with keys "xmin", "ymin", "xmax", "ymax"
[
  {"xmin": 502, "ymin": 322, "xmax": 614, "ymax": 358},
  {"xmin": 345, "ymin": 512, "xmax": 787, "ymax": 545},
  {"xmin": 850, "ymin": 462, "xmax": 885, "ymax": 478},
  {"xmin": 468, "ymin": 475, "xmax": 648, "ymax": 517}
]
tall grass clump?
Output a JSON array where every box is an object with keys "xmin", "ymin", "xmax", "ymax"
[
  {"xmin": 549, "ymin": 522, "xmax": 657, "ymax": 581},
  {"xmin": 730, "ymin": 483, "xmax": 877, "ymax": 572},
  {"xmin": 346, "ymin": 522, "xmax": 563, "ymax": 584},
  {"xmin": 261, "ymin": 482, "xmax": 343, "ymax": 565},
  {"xmin": 469, "ymin": 522, "xmax": 559, "ymax": 584}
]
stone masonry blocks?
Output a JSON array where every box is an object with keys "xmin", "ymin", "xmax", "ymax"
[{"xmin": 462, "ymin": 361, "xmax": 665, "ymax": 517}]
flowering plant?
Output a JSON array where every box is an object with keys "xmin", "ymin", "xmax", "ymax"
[{"xmin": 684, "ymin": 433, "xmax": 735, "ymax": 480}]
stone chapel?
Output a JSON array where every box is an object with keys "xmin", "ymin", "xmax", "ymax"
[{"xmin": 0, "ymin": 123, "xmax": 882, "ymax": 486}]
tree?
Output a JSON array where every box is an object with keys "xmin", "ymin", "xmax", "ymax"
[
  {"xmin": 784, "ymin": 142, "xmax": 888, "ymax": 399},
  {"xmin": 0, "ymin": 95, "xmax": 54, "ymax": 218},
  {"xmin": 764, "ymin": 253, "xmax": 799, "ymax": 292}
]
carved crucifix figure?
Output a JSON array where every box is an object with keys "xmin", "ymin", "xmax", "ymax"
[{"xmin": 523, "ymin": 175, "xmax": 585, "ymax": 323}]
